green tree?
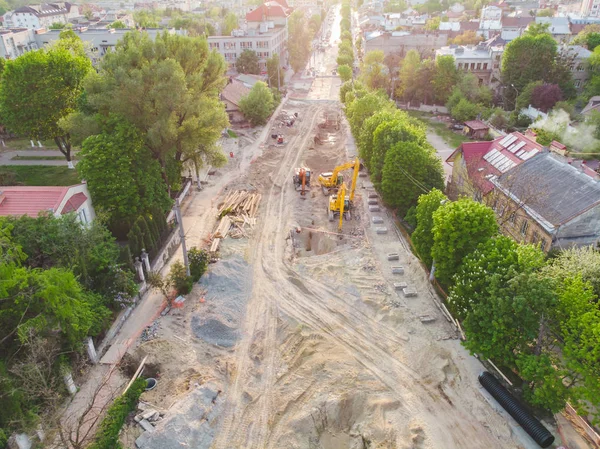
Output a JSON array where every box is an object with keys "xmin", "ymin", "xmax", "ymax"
[
  {"xmin": 358, "ymin": 110, "xmax": 400, "ymax": 170},
  {"xmin": 449, "ymin": 30, "xmax": 483, "ymax": 45},
  {"xmin": 515, "ymin": 80, "xmax": 543, "ymax": 111},
  {"xmin": 133, "ymin": 9, "xmax": 160, "ymax": 28},
  {"xmin": 49, "ymin": 22, "xmax": 66, "ymax": 29},
  {"xmin": 360, "ymin": 50, "xmax": 390, "ymax": 91},
  {"xmin": 424, "ymin": 17, "xmax": 440, "ymax": 31},
  {"xmin": 542, "ymin": 246, "xmax": 600, "ymax": 297},
  {"xmin": 451, "ymin": 97, "xmax": 480, "ymax": 122},
  {"xmin": 397, "ymin": 50, "xmax": 421, "ymax": 102},
  {"xmin": 0, "ymin": 48, "xmax": 92, "ymax": 165},
  {"xmin": 266, "ymin": 53, "xmax": 284, "ymax": 88},
  {"xmin": 236, "ymin": 49, "xmax": 260, "ymax": 74},
  {"xmin": 536, "ymin": 8, "xmax": 554, "ymax": 17},
  {"xmin": 370, "ymin": 116, "xmax": 427, "ymax": 187},
  {"xmin": 381, "ymin": 142, "xmax": 444, "ymax": 215},
  {"xmin": 412, "ymin": 189, "xmax": 447, "ymax": 267},
  {"xmin": 337, "ymin": 52, "xmax": 354, "ymax": 67},
  {"xmin": 288, "ymin": 10, "xmax": 312, "ymax": 73},
  {"xmin": 431, "ymin": 198, "xmax": 498, "ymax": 285},
  {"xmin": 337, "ymin": 64, "xmax": 352, "ymax": 82},
  {"xmin": 109, "ymin": 20, "xmax": 127, "ymax": 29},
  {"xmin": 81, "ymin": 31, "xmax": 228, "ymax": 191},
  {"xmin": 432, "ymin": 55, "xmax": 460, "ymax": 104},
  {"xmin": 239, "ymin": 81, "xmax": 275, "ymax": 126},
  {"xmin": 346, "ymin": 92, "xmax": 395, "ymax": 138},
  {"xmin": 77, "ymin": 117, "xmax": 172, "ymax": 232},
  {"xmin": 221, "ymin": 12, "xmax": 238, "ymax": 35}
]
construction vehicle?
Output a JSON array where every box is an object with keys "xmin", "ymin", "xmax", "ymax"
[
  {"xmin": 318, "ymin": 157, "xmax": 360, "ymax": 195},
  {"xmin": 293, "ymin": 167, "xmax": 310, "ymax": 196},
  {"xmin": 328, "ymin": 182, "xmax": 351, "ymax": 231}
]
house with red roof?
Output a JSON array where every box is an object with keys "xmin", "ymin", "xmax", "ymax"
[
  {"xmin": 0, "ymin": 183, "xmax": 95, "ymax": 224},
  {"xmin": 221, "ymin": 78, "xmax": 252, "ymax": 122}
]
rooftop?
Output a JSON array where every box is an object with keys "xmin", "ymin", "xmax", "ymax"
[
  {"xmin": 494, "ymin": 152, "xmax": 600, "ymax": 228},
  {"xmin": 221, "ymin": 79, "xmax": 251, "ymax": 108},
  {"xmin": 464, "ymin": 120, "xmax": 489, "ymax": 131},
  {"xmin": 245, "ymin": 1, "xmax": 291, "ymax": 22},
  {"xmin": 0, "ymin": 186, "xmax": 68, "ymax": 217}
]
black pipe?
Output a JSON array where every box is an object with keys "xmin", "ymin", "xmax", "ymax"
[{"xmin": 479, "ymin": 371, "xmax": 555, "ymax": 448}]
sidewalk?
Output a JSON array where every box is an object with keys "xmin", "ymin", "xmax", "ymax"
[{"xmin": 0, "ymin": 150, "xmax": 76, "ymax": 166}]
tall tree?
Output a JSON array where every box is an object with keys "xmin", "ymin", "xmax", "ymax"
[
  {"xmin": 397, "ymin": 50, "xmax": 422, "ymax": 102},
  {"xmin": 431, "ymin": 198, "xmax": 498, "ymax": 285},
  {"xmin": 381, "ymin": 141, "xmax": 444, "ymax": 215},
  {"xmin": 81, "ymin": 31, "xmax": 228, "ymax": 190},
  {"xmin": 266, "ymin": 53, "xmax": 284, "ymax": 88},
  {"xmin": 221, "ymin": 12, "xmax": 238, "ymax": 35},
  {"xmin": 239, "ymin": 81, "xmax": 275, "ymax": 126},
  {"xmin": 77, "ymin": 116, "xmax": 172, "ymax": 234},
  {"xmin": 236, "ymin": 49, "xmax": 260, "ymax": 74},
  {"xmin": 346, "ymin": 92, "xmax": 395, "ymax": 138},
  {"xmin": 412, "ymin": 189, "xmax": 447, "ymax": 267},
  {"xmin": 0, "ymin": 48, "xmax": 92, "ymax": 166},
  {"xmin": 360, "ymin": 50, "xmax": 390, "ymax": 91},
  {"xmin": 337, "ymin": 64, "xmax": 353, "ymax": 82},
  {"xmin": 358, "ymin": 110, "xmax": 400, "ymax": 170},
  {"xmin": 288, "ymin": 10, "xmax": 312, "ymax": 72}
]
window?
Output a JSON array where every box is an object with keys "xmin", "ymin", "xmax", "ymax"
[
  {"xmin": 483, "ymin": 63, "xmax": 488, "ymax": 70},
  {"xmin": 470, "ymin": 62, "xmax": 475, "ymax": 70},
  {"xmin": 576, "ymin": 80, "xmax": 581, "ymax": 88},
  {"xmin": 540, "ymin": 239, "xmax": 547, "ymax": 252},
  {"xmin": 509, "ymin": 212, "xmax": 516, "ymax": 224},
  {"xmin": 532, "ymin": 231, "xmax": 539, "ymax": 243},
  {"xmin": 78, "ymin": 208, "xmax": 88, "ymax": 224},
  {"xmin": 457, "ymin": 62, "xmax": 462, "ymax": 69},
  {"xmin": 476, "ymin": 63, "xmax": 481, "ymax": 70},
  {"xmin": 577, "ymin": 64, "xmax": 585, "ymax": 72},
  {"xmin": 520, "ymin": 219, "xmax": 528, "ymax": 236}
]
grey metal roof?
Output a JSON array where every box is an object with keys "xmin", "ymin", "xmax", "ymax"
[{"xmin": 496, "ymin": 152, "xmax": 600, "ymax": 227}]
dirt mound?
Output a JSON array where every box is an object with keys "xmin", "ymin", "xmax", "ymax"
[{"xmin": 191, "ymin": 318, "xmax": 239, "ymax": 348}]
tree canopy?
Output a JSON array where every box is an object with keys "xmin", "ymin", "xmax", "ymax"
[
  {"xmin": 236, "ymin": 49, "xmax": 260, "ymax": 74},
  {"xmin": 239, "ymin": 81, "xmax": 275, "ymax": 126},
  {"xmin": 412, "ymin": 189, "xmax": 447, "ymax": 267}
]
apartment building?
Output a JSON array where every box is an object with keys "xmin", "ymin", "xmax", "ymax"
[
  {"xmin": 581, "ymin": 0, "xmax": 600, "ymax": 17},
  {"xmin": 0, "ymin": 28, "xmax": 38, "ymax": 59},
  {"xmin": 3, "ymin": 2, "xmax": 80, "ymax": 29},
  {"xmin": 207, "ymin": 0, "xmax": 290, "ymax": 72}
]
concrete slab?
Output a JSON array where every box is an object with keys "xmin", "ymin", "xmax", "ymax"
[
  {"xmin": 375, "ymin": 227, "xmax": 388, "ymax": 234},
  {"xmin": 372, "ymin": 216, "xmax": 384, "ymax": 224},
  {"xmin": 403, "ymin": 288, "xmax": 418, "ymax": 297},
  {"xmin": 367, "ymin": 199, "xmax": 378, "ymax": 205},
  {"xmin": 367, "ymin": 192, "xmax": 378, "ymax": 199},
  {"xmin": 391, "ymin": 266, "xmax": 404, "ymax": 275},
  {"xmin": 393, "ymin": 282, "xmax": 408, "ymax": 290},
  {"xmin": 387, "ymin": 253, "xmax": 399, "ymax": 261},
  {"xmin": 368, "ymin": 205, "xmax": 380, "ymax": 212},
  {"xmin": 99, "ymin": 341, "xmax": 129, "ymax": 365}
]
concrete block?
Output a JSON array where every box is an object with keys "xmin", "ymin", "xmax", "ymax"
[
  {"xmin": 367, "ymin": 199, "xmax": 378, "ymax": 205},
  {"xmin": 139, "ymin": 419, "xmax": 155, "ymax": 433},
  {"xmin": 368, "ymin": 205, "xmax": 380, "ymax": 212},
  {"xmin": 141, "ymin": 409, "xmax": 158, "ymax": 420},
  {"xmin": 387, "ymin": 253, "xmax": 399, "ymax": 261},
  {"xmin": 367, "ymin": 192, "xmax": 378, "ymax": 199},
  {"xmin": 403, "ymin": 288, "xmax": 418, "ymax": 297},
  {"xmin": 372, "ymin": 216, "xmax": 384, "ymax": 224},
  {"xmin": 375, "ymin": 227, "xmax": 388, "ymax": 234},
  {"xmin": 391, "ymin": 266, "xmax": 404, "ymax": 275},
  {"xmin": 393, "ymin": 282, "xmax": 408, "ymax": 290},
  {"xmin": 419, "ymin": 315, "xmax": 436, "ymax": 323}
]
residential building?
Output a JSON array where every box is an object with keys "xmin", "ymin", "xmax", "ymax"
[
  {"xmin": 435, "ymin": 38, "xmax": 504, "ymax": 90},
  {"xmin": 500, "ymin": 16, "xmax": 533, "ymax": 41},
  {"xmin": 478, "ymin": 19, "xmax": 502, "ymax": 39},
  {"xmin": 221, "ymin": 78, "xmax": 251, "ymax": 122},
  {"xmin": 446, "ymin": 131, "xmax": 600, "ymax": 251},
  {"xmin": 562, "ymin": 45, "xmax": 592, "ymax": 92},
  {"xmin": 490, "ymin": 152, "xmax": 600, "ymax": 251},
  {"xmin": 0, "ymin": 183, "xmax": 95, "ymax": 224},
  {"xmin": 582, "ymin": 95, "xmax": 600, "ymax": 115},
  {"xmin": 581, "ymin": 0, "xmax": 600, "ymax": 17},
  {"xmin": 0, "ymin": 28, "xmax": 38, "ymax": 59},
  {"xmin": 364, "ymin": 31, "xmax": 448, "ymax": 58},
  {"xmin": 535, "ymin": 17, "xmax": 572, "ymax": 42},
  {"xmin": 206, "ymin": 0, "xmax": 290, "ymax": 73},
  {"xmin": 480, "ymin": 4, "xmax": 502, "ymax": 20},
  {"xmin": 3, "ymin": 2, "xmax": 80, "ymax": 29}
]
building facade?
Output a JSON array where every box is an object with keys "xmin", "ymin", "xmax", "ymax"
[
  {"xmin": 365, "ymin": 31, "xmax": 448, "ymax": 58},
  {"xmin": 0, "ymin": 28, "xmax": 38, "ymax": 59},
  {"xmin": 581, "ymin": 0, "xmax": 600, "ymax": 17},
  {"xmin": 3, "ymin": 2, "xmax": 80, "ymax": 29}
]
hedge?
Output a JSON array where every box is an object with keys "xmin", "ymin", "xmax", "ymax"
[{"xmin": 88, "ymin": 378, "xmax": 146, "ymax": 449}]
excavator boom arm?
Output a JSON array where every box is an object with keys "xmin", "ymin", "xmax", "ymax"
[{"xmin": 331, "ymin": 160, "xmax": 358, "ymax": 185}]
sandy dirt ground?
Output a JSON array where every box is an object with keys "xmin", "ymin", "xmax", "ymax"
[
  {"xmin": 121, "ymin": 97, "xmax": 558, "ymax": 449},
  {"xmin": 117, "ymin": 8, "xmax": 569, "ymax": 449}
]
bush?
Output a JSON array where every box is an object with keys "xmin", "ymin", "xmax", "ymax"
[
  {"xmin": 0, "ymin": 429, "xmax": 7, "ymax": 447},
  {"xmin": 168, "ymin": 261, "xmax": 193, "ymax": 295},
  {"xmin": 88, "ymin": 378, "xmax": 146, "ymax": 449},
  {"xmin": 188, "ymin": 247, "xmax": 209, "ymax": 282}
]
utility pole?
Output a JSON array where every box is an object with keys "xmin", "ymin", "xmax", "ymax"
[{"xmin": 174, "ymin": 198, "xmax": 190, "ymax": 276}]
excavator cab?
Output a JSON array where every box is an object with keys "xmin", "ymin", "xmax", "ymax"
[
  {"xmin": 318, "ymin": 158, "xmax": 359, "ymax": 195},
  {"xmin": 293, "ymin": 167, "xmax": 311, "ymax": 195},
  {"xmin": 328, "ymin": 183, "xmax": 351, "ymax": 230}
]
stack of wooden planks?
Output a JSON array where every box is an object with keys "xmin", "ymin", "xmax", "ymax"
[{"xmin": 210, "ymin": 191, "xmax": 262, "ymax": 253}]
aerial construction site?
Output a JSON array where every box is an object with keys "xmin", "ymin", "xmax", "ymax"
[{"xmin": 115, "ymin": 93, "xmax": 550, "ymax": 449}]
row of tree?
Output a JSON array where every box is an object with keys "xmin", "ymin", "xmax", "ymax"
[
  {"xmin": 288, "ymin": 10, "xmax": 324, "ymax": 73},
  {"xmin": 0, "ymin": 30, "xmax": 230, "ymax": 236},
  {"xmin": 411, "ymin": 191, "xmax": 600, "ymax": 423},
  {"xmin": 0, "ymin": 215, "xmax": 138, "ymax": 439}
]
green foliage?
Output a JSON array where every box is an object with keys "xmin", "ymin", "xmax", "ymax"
[
  {"xmin": 267, "ymin": 53, "xmax": 284, "ymax": 88},
  {"xmin": 88, "ymin": 378, "xmax": 146, "ymax": 449},
  {"xmin": 188, "ymin": 247, "xmax": 209, "ymax": 282},
  {"xmin": 221, "ymin": 12, "xmax": 238, "ymax": 36},
  {"xmin": 515, "ymin": 80, "xmax": 543, "ymax": 111},
  {"xmin": 168, "ymin": 261, "xmax": 193, "ymax": 295},
  {"xmin": 381, "ymin": 141, "xmax": 444, "ymax": 215},
  {"xmin": 337, "ymin": 52, "xmax": 354, "ymax": 67},
  {"xmin": 450, "ymin": 97, "xmax": 480, "ymax": 122},
  {"xmin": 337, "ymin": 64, "xmax": 352, "ymax": 82},
  {"xmin": 78, "ymin": 117, "xmax": 172, "ymax": 232},
  {"xmin": 288, "ymin": 11, "xmax": 314, "ymax": 73},
  {"xmin": 542, "ymin": 246, "xmax": 600, "ymax": 298},
  {"xmin": 360, "ymin": 50, "xmax": 389, "ymax": 91},
  {"xmin": 587, "ymin": 32, "xmax": 600, "ymax": 51},
  {"xmin": 109, "ymin": 20, "xmax": 127, "ymax": 29},
  {"xmin": 346, "ymin": 92, "xmax": 394, "ymax": 139},
  {"xmin": 370, "ymin": 116, "xmax": 427, "ymax": 187},
  {"xmin": 530, "ymin": 127, "xmax": 561, "ymax": 146},
  {"xmin": 133, "ymin": 9, "xmax": 160, "ymax": 28},
  {"xmin": 358, "ymin": 110, "xmax": 400, "ymax": 171},
  {"xmin": 431, "ymin": 198, "xmax": 498, "ymax": 285},
  {"xmin": 432, "ymin": 55, "xmax": 460, "ymax": 104},
  {"xmin": 424, "ymin": 17, "xmax": 440, "ymax": 30},
  {"xmin": 236, "ymin": 49, "xmax": 259, "ymax": 74},
  {"xmin": 49, "ymin": 22, "xmax": 66, "ymax": 29},
  {"xmin": 82, "ymin": 31, "xmax": 228, "ymax": 191},
  {"xmin": 239, "ymin": 81, "xmax": 275, "ymax": 126},
  {"xmin": 0, "ymin": 47, "xmax": 92, "ymax": 161},
  {"xmin": 412, "ymin": 189, "xmax": 446, "ymax": 267},
  {"xmin": 1, "ymin": 214, "xmax": 138, "ymax": 309},
  {"xmin": 404, "ymin": 206, "xmax": 417, "ymax": 229}
]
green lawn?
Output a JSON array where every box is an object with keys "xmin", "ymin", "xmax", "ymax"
[
  {"xmin": 405, "ymin": 110, "xmax": 469, "ymax": 148},
  {"xmin": 0, "ymin": 166, "xmax": 81, "ymax": 186},
  {"xmin": 2, "ymin": 138, "xmax": 56, "ymax": 151}
]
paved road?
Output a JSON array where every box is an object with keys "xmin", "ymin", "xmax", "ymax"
[
  {"xmin": 0, "ymin": 150, "xmax": 76, "ymax": 166},
  {"xmin": 426, "ymin": 129, "xmax": 454, "ymax": 183}
]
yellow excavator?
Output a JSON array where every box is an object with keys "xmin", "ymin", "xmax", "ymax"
[
  {"xmin": 327, "ymin": 160, "xmax": 360, "ymax": 231},
  {"xmin": 318, "ymin": 157, "xmax": 360, "ymax": 195}
]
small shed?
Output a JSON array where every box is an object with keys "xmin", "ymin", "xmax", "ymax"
[{"xmin": 463, "ymin": 120, "xmax": 490, "ymax": 139}]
